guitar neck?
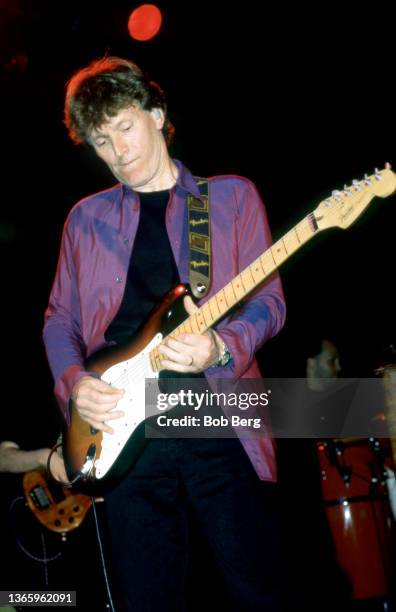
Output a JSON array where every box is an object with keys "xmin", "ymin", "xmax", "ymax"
[{"xmin": 150, "ymin": 212, "xmax": 319, "ymax": 372}]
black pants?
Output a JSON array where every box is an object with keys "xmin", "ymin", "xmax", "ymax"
[{"xmin": 104, "ymin": 437, "xmax": 284, "ymax": 612}]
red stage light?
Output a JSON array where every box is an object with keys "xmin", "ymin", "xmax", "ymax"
[{"xmin": 128, "ymin": 4, "xmax": 162, "ymax": 42}]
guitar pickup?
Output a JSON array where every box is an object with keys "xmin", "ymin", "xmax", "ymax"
[{"xmin": 29, "ymin": 485, "xmax": 51, "ymax": 510}]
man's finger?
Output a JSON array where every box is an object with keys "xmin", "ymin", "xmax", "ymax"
[
  {"xmin": 160, "ymin": 358, "xmax": 195, "ymax": 374},
  {"xmin": 183, "ymin": 295, "xmax": 199, "ymax": 314}
]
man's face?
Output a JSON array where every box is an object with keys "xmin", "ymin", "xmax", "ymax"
[
  {"xmin": 311, "ymin": 340, "xmax": 341, "ymax": 379},
  {"xmin": 90, "ymin": 105, "xmax": 165, "ymax": 191}
]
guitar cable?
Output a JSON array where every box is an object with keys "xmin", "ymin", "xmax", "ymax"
[
  {"xmin": 91, "ymin": 497, "xmax": 116, "ymax": 612},
  {"xmin": 47, "ymin": 443, "xmax": 89, "ymax": 487},
  {"xmin": 48, "ymin": 441, "xmax": 116, "ymax": 610},
  {"xmin": 9, "ymin": 495, "xmax": 62, "ymax": 584}
]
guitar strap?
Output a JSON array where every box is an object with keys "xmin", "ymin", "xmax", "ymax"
[{"xmin": 187, "ymin": 177, "xmax": 211, "ymax": 298}]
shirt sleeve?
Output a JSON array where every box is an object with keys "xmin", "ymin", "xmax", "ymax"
[
  {"xmin": 206, "ymin": 178, "xmax": 286, "ymax": 379},
  {"xmin": 43, "ymin": 214, "xmax": 91, "ymax": 422}
]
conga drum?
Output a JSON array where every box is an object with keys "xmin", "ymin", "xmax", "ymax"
[
  {"xmin": 317, "ymin": 437, "xmax": 395, "ymax": 600},
  {"xmin": 381, "ymin": 365, "xmax": 396, "ymax": 469}
]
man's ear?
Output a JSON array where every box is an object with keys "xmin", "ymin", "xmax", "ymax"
[{"xmin": 151, "ymin": 108, "xmax": 165, "ymax": 129}]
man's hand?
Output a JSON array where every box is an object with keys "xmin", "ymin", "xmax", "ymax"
[
  {"xmin": 43, "ymin": 449, "xmax": 69, "ymax": 483},
  {"xmin": 0, "ymin": 442, "xmax": 68, "ymax": 483},
  {"xmin": 71, "ymin": 376, "xmax": 125, "ymax": 434},
  {"xmin": 159, "ymin": 296, "xmax": 222, "ymax": 373}
]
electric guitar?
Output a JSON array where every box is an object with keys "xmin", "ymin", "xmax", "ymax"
[
  {"xmin": 63, "ymin": 166, "xmax": 396, "ymax": 490},
  {"xmin": 23, "ymin": 469, "xmax": 92, "ymax": 535}
]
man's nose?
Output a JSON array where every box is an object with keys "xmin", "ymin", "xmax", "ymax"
[{"xmin": 112, "ymin": 135, "xmax": 128, "ymax": 159}]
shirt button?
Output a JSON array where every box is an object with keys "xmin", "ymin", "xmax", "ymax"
[
  {"xmin": 123, "ymin": 238, "xmax": 129, "ymax": 245},
  {"xmin": 116, "ymin": 276, "xmax": 123, "ymax": 283}
]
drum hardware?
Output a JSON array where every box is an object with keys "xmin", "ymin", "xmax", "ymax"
[
  {"xmin": 320, "ymin": 440, "xmax": 353, "ymax": 486},
  {"xmin": 317, "ymin": 436, "xmax": 395, "ymax": 600}
]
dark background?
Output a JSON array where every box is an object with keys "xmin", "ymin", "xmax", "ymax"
[
  {"xmin": 1, "ymin": 0, "xmax": 395, "ymax": 435},
  {"xmin": 1, "ymin": 2, "xmax": 395, "ymax": 609}
]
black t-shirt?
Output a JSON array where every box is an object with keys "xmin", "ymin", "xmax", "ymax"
[{"xmin": 105, "ymin": 189, "xmax": 180, "ymax": 344}]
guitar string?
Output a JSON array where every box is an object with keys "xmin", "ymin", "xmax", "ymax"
[
  {"xmin": 92, "ymin": 208, "xmax": 348, "ymax": 468},
  {"xmin": 107, "ymin": 215, "xmax": 314, "ymax": 392},
  {"xmin": 99, "ymin": 216, "xmax": 315, "ymax": 444}
]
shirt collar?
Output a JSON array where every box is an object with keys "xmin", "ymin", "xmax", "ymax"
[
  {"xmin": 173, "ymin": 159, "xmax": 202, "ymax": 198},
  {"xmin": 120, "ymin": 159, "xmax": 202, "ymax": 201}
]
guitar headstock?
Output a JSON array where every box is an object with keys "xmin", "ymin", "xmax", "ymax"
[{"xmin": 314, "ymin": 165, "xmax": 396, "ymax": 230}]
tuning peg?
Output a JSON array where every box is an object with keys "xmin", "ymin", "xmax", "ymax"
[
  {"xmin": 385, "ymin": 161, "xmax": 392, "ymax": 170},
  {"xmin": 352, "ymin": 179, "xmax": 362, "ymax": 191},
  {"xmin": 374, "ymin": 168, "xmax": 382, "ymax": 180},
  {"xmin": 331, "ymin": 190, "xmax": 343, "ymax": 204}
]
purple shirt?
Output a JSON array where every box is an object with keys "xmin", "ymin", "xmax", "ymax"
[{"xmin": 43, "ymin": 160, "xmax": 286, "ymax": 481}]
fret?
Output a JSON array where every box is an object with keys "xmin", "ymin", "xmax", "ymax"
[
  {"xmin": 188, "ymin": 314, "xmax": 200, "ymax": 334},
  {"xmin": 201, "ymin": 301, "xmax": 214, "ymax": 327},
  {"xmin": 151, "ymin": 347, "xmax": 161, "ymax": 373},
  {"xmin": 240, "ymin": 269, "xmax": 253, "ymax": 294},
  {"xmin": 195, "ymin": 310, "xmax": 206, "ymax": 332},
  {"xmin": 300, "ymin": 218, "xmax": 313, "ymax": 240},
  {"xmin": 261, "ymin": 251, "xmax": 275, "ymax": 275},
  {"xmin": 207, "ymin": 295, "xmax": 221, "ymax": 320},
  {"xmin": 216, "ymin": 289, "xmax": 228, "ymax": 314},
  {"xmin": 66, "ymin": 167, "xmax": 396, "ymax": 487},
  {"xmin": 183, "ymin": 318, "xmax": 193, "ymax": 334},
  {"xmin": 293, "ymin": 226, "xmax": 301, "ymax": 244},
  {"xmin": 258, "ymin": 254, "xmax": 267, "ymax": 276},
  {"xmin": 160, "ymin": 212, "xmax": 319, "ymax": 350},
  {"xmin": 284, "ymin": 230, "xmax": 299, "ymax": 254},
  {"xmin": 248, "ymin": 264, "xmax": 256, "ymax": 285},
  {"xmin": 231, "ymin": 276, "xmax": 245, "ymax": 301},
  {"xmin": 271, "ymin": 242, "xmax": 287, "ymax": 265},
  {"xmin": 198, "ymin": 304, "xmax": 208, "ymax": 329},
  {"xmin": 249, "ymin": 260, "xmax": 265, "ymax": 284},
  {"xmin": 224, "ymin": 283, "xmax": 236, "ymax": 308},
  {"xmin": 229, "ymin": 281, "xmax": 238, "ymax": 303}
]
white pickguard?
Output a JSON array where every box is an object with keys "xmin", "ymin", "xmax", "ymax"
[{"xmin": 94, "ymin": 333, "xmax": 161, "ymax": 479}]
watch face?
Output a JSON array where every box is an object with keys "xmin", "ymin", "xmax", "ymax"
[{"xmin": 221, "ymin": 349, "xmax": 231, "ymax": 366}]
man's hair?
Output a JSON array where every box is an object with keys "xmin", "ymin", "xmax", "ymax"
[
  {"xmin": 306, "ymin": 337, "xmax": 338, "ymax": 359},
  {"xmin": 64, "ymin": 56, "xmax": 175, "ymax": 145}
]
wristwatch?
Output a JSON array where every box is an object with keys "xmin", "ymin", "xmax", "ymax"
[{"xmin": 215, "ymin": 339, "xmax": 232, "ymax": 367}]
